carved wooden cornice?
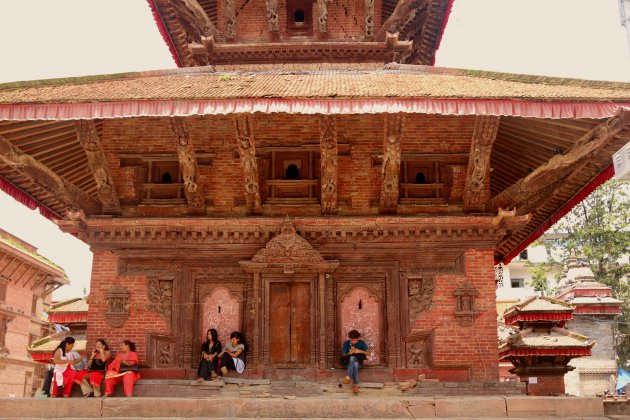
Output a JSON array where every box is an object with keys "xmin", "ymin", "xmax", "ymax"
[
  {"xmin": 463, "ymin": 116, "xmax": 500, "ymax": 213},
  {"xmin": 169, "ymin": 117, "xmax": 206, "ymax": 212},
  {"xmin": 0, "ymin": 134, "xmax": 101, "ymax": 215},
  {"xmin": 320, "ymin": 115, "xmax": 338, "ymax": 214},
  {"xmin": 74, "ymin": 120, "xmax": 121, "ymax": 214},
  {"xmin": 489, "ymin": 110, "xmax": 630, "ymax": 214},
  {"xmin": 234, "ymin": 114, "xmax": 262, "ymax": 215},
  {"xmin": 380, "ymin": 114, "xmax": 405, "ymax": 213}
]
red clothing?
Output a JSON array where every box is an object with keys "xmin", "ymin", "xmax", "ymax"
[
  {"xmin": 52, "ymin": 366, "xmax": 77, "ymax": 397},
  {"xmin": 104, "ymin": 351, "xmax": 140, "ymax": 397},
  {"xmin": 75, "ymin": 369, "xmax": 104, "ymax": 386}
]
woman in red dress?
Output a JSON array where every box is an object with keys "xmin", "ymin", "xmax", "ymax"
[
  {"xmin": 104, "ymin": 340, "xmax": 140, "ymax": 397},
  {"xmin": 51, "ymin": 337, "xmax": 82, "ymax": 397},
  {"xmin": 74, "ymin": 339, "xmax": 111, "ymax": 397}
]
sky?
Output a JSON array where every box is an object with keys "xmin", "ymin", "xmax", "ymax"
[{"xmin": 0, "ymin": 0, "xmax": 629, "ymax": 300}]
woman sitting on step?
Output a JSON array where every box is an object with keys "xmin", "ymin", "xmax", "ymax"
[
  {"xmin": 51, "ymin": 337, "xmax": 82, "ymax": 397},
  {"xmin": 341, "ymin": 330, "xmax": 369, "ymax": 394},
  {"xmin": 197, "ymin": 328, "xmax": 222, "ymax": 381},
  {"xmin": 217, "ymin": 331, "xmax": 246, "ymax": 380},
  {"xmin": 75, "ymin": 339, "xmax": 111, "ymax": 397},
  {"xmin": 104, "ymin": 340, "xmax": 140, "ymax": 397}
]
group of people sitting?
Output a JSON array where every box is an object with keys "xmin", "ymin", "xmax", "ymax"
[{"xmin": 48, "ymin": 337, "xmax": 139, "ymax": 398}]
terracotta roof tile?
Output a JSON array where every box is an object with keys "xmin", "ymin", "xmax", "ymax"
[
  {"xmin": 28, "ymin": 331, "xmax": 87, "ymax": 353},
  {"xmin": 49, "ymin": 298, "xmax": 88, "ymax": 313},
  {"xmin": 499, "ymin": 327, "xmax": 594, "ymax": 351}
]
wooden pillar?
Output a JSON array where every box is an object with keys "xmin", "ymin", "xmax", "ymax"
[
  {"xmin": 252, "ymin": 272, "xmax": 262, "ymax": 371},
  {"xmin": 318, "ymin": 272, "xmax": 327, "ymax": 370}
]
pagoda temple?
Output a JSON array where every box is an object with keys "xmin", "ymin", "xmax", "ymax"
[
  {"xmin": 0, "ymin": 0, "xmax": 629, "ymax": 382},
  {"xmin": 500, "ymin": 296, "xmax": 595, "ymax": 395}
]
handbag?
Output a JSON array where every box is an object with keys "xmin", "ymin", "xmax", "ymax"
[{"xmin": 119, "ymin": 363, "xmax": 139, "ymax": 373}]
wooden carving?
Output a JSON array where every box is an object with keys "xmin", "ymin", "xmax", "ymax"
[
  {"xmin": 380, "ymin": 114, "xmax": 405, "ymax": 213},
  {"xmin": 407, "ymin": 275, "xmax": 435, "ymax": 323},
  {"xmin": 252, "ymin": 217, "xmax": 324, "ymax": 264},
  {"xmin": 147, "ymin": 334, "xmax": 177, "ymax": 368},
  {"xmin": 463, "ymin": 116, "xmax": 500, "ymax": 212},
  {"xmin": 164, "ymin": 0, "xmax": 217, "ymax": 42},
  {"xmin": 75, "ymin": 120, "xmax": 121, "ymax": 214},
  {"xmin": 169, "ymin": 117, "xmax": 205, "ymax": 211},
  {"xmin": 318, "ymin": 0, "xmax": 329, "ymax": 33},
  {"xmin": 404, "ymin": 329, "xmax": 433, "ymax": 368},
  {"xmin": 489, "ymin": 110, "xmax": 630, "ymax": 214},
  {"xmin": 147, "ymin": 277, "xmax": 174, "ymax": 326},
  {"xmin": 234, "ymin": 114, "xmax": 262, "ymax": 215},
  {"xmin": 364, "ymin": 0, "xmax": 375, "ymax": 36},
  {"xmin": 225, "ymin": 0, "xmax": 236, "ymax": 38},
  {"xmin": 266, "ymin": 0, "xmax": 279, "ymax": 33},
  {"xmin": 105, "ymin": 284, "xmax": 129, "ymax": 328},
  {"xmin": 453, "ymin": 281, "xmax": 478, "ymax": 327},
  {"xmin": 320, "ymin": 115, "xmax": 338, "ymax": 214},
  {"xmin": 375, "ymin": 0, "xmax": 425, "ymax": 41},
  {"xmin": 0, "ymin": 134, "xmax": 101, "ymax": 215}
]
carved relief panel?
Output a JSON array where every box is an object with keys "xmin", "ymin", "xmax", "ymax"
[
  {"xmin": 453, "ymin": 281, "xmax": 479, "ymax": 327},
  {"xmin": 147, "ymin": 333, "xmax": 176, "ymax": 368},
  {"xmin": 146, "ymin": 276, "xmax": 174, "ymax": 327},
  {"xmin": 339, "ymin": 286, "xmax": 381, "ymax": 365},
  {"xmin": 404, "ymin": 329, "xmax": 433, "ymax": 369},
  {"xmin": 405, "ymin": 274, "xmax": 435, "ymax": 325},
  {"xmin": 105, "ymin": 284, "xmax": 129, "ymax": 328}
]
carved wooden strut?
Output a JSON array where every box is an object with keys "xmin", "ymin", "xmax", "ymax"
[
  {"xmin": 463, "ymin": 116, "xmax": 500, "ymax": 213},
  {"xmin": 266, "ymin": 0, "xmax": 279, "ymax": 33},
  {"xmin": 75, "ymin": 120, "xmax": 121, "ymax": 214},
  {"xmin": 380, "ymin": 114, "xmax": 405, "ymax": 213},
  {"xmin": 320, "ymin": 115, "xmax": 338, "ymax": 214},
  {"xmin": 234, "ymin": 114, "xmax": 262, "ymax": 215},
  {"xmin": 318, "ymin": 0, "xmax": 329, "ymax": 33},
  {"xmin": 364, "ymin": 0, "xmax": 375, "ymax": 36},
  {"xmin": 224, "ymin": 0, "xmax": 237, "ymax": 38},
  {"xmin": 489, "ymin": 110, "xmax": 630, "ymax": 214},
  {"xmin": 0, "ymin": 133, "xmax": 101, "ymax": 215},
  {"xmin": 169, "ymin": 117, "xmax": 206, "ymax": 212}
]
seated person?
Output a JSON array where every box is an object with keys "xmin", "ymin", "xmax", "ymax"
[
  {"xmin": 197, "ymin": 329, "xmax": 222, "ymax": 381},
  {"xmin": 217, "ymin": 331, "xmax": 246, "ymax": 379},
  {"xmin": 51, "ymin": 337, "xmax": 82, "ymax": 398},
  {"xmin": 104, "ymin": 340, "xmax": 140, "ymax": 397},
  {"xmin": 75, "ymin": 339, "xmax": 111, "ymax": 397},
  {"xmin": 341, "ymin": 330, "xmax": 369, "ymax": 394}
]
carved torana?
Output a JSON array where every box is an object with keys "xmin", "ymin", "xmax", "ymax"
[
  {"xmin": 169, "ymin": 117, "xmax": 206, "ymax": 211},
  {"xmin": 364, "ymin": 0, "xmax": 375, "ymax": 36},
  {"xmin": 0, "ymin": 133, "xmax": 101, "ymax": 215},
  {"xmin": 318, "ymin": 0, "xmax": 329, "ymax": 33},
  {"xmin": 74, "ymin": 120, "xmax": 121, "ymax": 214},
  {"xmin": 489, "ymin": 110, "xmax": 630, "ymax": 214},
  {"xmin": 266, "ymin": 0, "xmax": 279, "ymax": 33},
  {"xmin": 406, "ymin": 275, "xmax": 435, "ymax": 323},
  {"xmin": 463, "ymin": 116, "xmax": 500, "ymax": 213},
  {"xmin": 105, "ymin": 284, "xmax": 130, "ymax": 328},
  {"xmin": 224, "ymin": 0, "xmax": 236, "ymax": 38},
  {"xmin": 320, "ymin": 115, "xmax": 338, "ymax": 214},
  {"xmin": 252, "ymin": 217, "xmax": 324, "ymax": 264},
  {"xmin": 234, "ymin": 114, "xmax": 262, "ymax": 215},
  {"xmin": 380, "ymin": 114, "xmax": 405, "ymax": 213},
  {"xmin": 147, "ymin": 277, "xmax": 174, "ymax": 327}
]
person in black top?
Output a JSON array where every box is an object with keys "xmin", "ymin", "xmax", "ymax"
[{"xmin": 197, "ymin": 329, "xmax": 222, "ymax": 381}]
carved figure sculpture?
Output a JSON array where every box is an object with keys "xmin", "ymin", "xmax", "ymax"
[
  {"xmin": 234, "ymin": 115, "xmax": 262, "ymax": 214},
  {"xmin": 225, "ymin": 0, "xmax": 236, "ymax": 38},
  {"xmin": 463, "ymin": 116, "xmax": 500, "ymax": 212},
  {"xmin": 365, "ymin": 0, "xmax": 374, "ymax": 36},
  {"xmin": 320, "ymin": 116, "xmax": 338, "ymax": 213},
  {"xmin": 318, "ymin": 0, "xmax": 329, "ymax": 33},
  {"xmin": 266, "ymin": 0, "xmax": 279, "ymax": 32},
  {"xmin": 380, "ymin": 114, "xmax": 405, "ymax": 212},
  {"xmin": 408, "ymin": 276, "xmax": 435, "ymax": 323},
  {"xmin": 169, "ymin": 118, "xmax": 205, "ymax": 210}
]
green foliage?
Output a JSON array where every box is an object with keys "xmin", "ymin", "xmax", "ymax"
[{"xmin": 549, "ymin": 179, "xmax": 630, "ymax": 364}]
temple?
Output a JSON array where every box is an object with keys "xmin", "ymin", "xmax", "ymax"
[{"xmin": 0, "ymin": 0, "xmax": 629, "ymax": 383}]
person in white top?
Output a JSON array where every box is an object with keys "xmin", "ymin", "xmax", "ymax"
[{"xmin": 51, "ymin": 337, "xmax": 81, "ymax": 397}]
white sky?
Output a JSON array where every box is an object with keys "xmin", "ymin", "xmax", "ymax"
[{"xmin": 0, "ymin": 0, "xmax": 629, "ymax": 300}]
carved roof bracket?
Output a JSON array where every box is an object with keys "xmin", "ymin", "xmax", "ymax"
[
  {"xmin": 380, "ymin": 113, "xmax": 405, "ymax": 213},
  {"xmin": 320, "ymin": 115, "xmax": 338, "ymax": 214},
  {"xmin": 169, "ymin": 117, "xmax": 206, "ymax": 213},
  {"xmin": 234, "ymin": 114, "xmax": 262, "ymax": 215},
  {"xmin": 75, "ymin": 120, "xmax": 121, "ymax": 215},
  {"xmin": 463, "ymin": 116, "xmax": 500, "ymax": 213}
]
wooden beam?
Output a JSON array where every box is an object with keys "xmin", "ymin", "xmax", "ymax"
[
  {"xmin": 463, "ymin": 116, "xmax": 500, "ymax": 213},
  {"xmin": 0, "ymin": 133, "xmax": 101, "ymax": 215},
  {"xmin": 320, "ymin": 115, "xmax": 338, "ymax": 214},
  {"xmin": 234, "ymin": 115, "xmax": 262, "ymax": 215},
  {"xmin": 380, "ymin": 114, "xmax": 405, "ymax": 213},
  {"xmin": 75, "ymin": 120, "xmax": 121, "ymax": 214},
  {"xmin": 169, "ymin": 117, "xmax": 206, "ymax": 213},
  {"xmin": 489, "ymin": 110, "xmax": 630, "ymax": 214}
]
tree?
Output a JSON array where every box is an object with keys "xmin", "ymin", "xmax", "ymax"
[{"xmin": 550, "ymin": 179, "xmax": 630, "ymax": 364}]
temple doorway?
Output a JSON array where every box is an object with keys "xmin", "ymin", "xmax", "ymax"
[{"xmin": 269, "ymin": 281, "xmax": 312, "ymax": 365}]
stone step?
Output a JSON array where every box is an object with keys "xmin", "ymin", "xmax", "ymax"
[{"xmin": 0, "ymin": 396, "xmax": 606, "ymax": 418}]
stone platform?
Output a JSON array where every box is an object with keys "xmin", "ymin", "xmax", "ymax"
[{"xmin": 0, "ymin": 396, "xmax": 607, "ymax": 418}]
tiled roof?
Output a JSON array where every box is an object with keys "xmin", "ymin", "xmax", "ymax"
[
  {"xmin": 0, "ymin": 66, "xmax": 629, "ymax": 104},
  {"xmin": 503, "ymin": 296, "xmax": 574, "ymax": 318},
  {"xmin": 28, "ymin": 331, "xmax": 87, "ymax": 353},
  {"xmin": 499, "ymin": 327, "xmax": 594, "ymax": 351},
  {"xmin": 49, "ymin": 298, "xmax": 88, "ymax": 313},
  {"xmin": 0, "ymin": 231, "xmax": 67, "ymax": 277},
  {"xmin": 569, "ymin": 296, "xmax": 623, "ymax": 305}
]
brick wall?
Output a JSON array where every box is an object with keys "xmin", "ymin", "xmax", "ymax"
[{"xmin": 526, "ymin": 374, "xmax": 566, "ymax": 396}]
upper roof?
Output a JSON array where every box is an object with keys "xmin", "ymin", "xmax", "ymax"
[
  {"xmin": 503, "ymin": 296, "xmax": 575, "ymax": 323},
  {"xmin": 0, "ymin": 229, "xmax": 67, "ymax": 279},
  {"xmin": 498, "ymin": 326, "xmax": 594, "ymax": 353},
  {"xmin": 49, "ymin": 297, "xmax": 89, "ymax": 314}
]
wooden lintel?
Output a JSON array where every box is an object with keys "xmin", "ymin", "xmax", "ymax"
[
  {"xmin": 380, "ymin": 114, "xmax": 405, "ymax": 213},
  {"xmin": 320, "ymin": 115, "xmax": 338, "ymax": 214},
  {"xmin": 234, "ymin": 115, "xmax": 262, "ymax": 215},
  {"xmin": 0, "ymin": 133, "xmax": 101, "ymax": 215},
  {"xmin": 489, "ymin": 110, "xmax": 630, "ymax": 214},
  {"xmin": 169, "ymin": 117, "xmax": 206, "ymax": 213},
  {"xmin": 75, "ymin": 120, "xmax": 121, "ymax": 214},
  {"xmin": 463, "ymin": 116, "xmax": 500, "ymax": 213}
]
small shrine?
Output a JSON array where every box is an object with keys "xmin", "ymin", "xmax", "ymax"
[
  {"xmin": 555, "ymin": 257, "xmax": 622, "ymax": 396},
  {"xmin": 500, "ymin": 296, "xmax": 595, "ymax": 396}
]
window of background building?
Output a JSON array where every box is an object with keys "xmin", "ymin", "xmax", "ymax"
[
  {"xmin": 511, "ymin": 278, "xmax": 525, "ymax": 288},
  {"xmin": 519, "ymin": 249, "xmax": 528, "ymax": 260}
]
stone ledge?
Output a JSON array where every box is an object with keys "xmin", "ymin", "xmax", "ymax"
[{"xmin": 506, "ymin": 396, "xmax": 604, "ymax": 418}]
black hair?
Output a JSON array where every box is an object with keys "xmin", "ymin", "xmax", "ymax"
[
  {"xmin": 53, "ymin": 336, "xmax": 75, "ymax": 357},
  {"xmin": 348, "ymin": 330, "xmax": 361, "ymax": 339},
  {"xmin": 206, "ymin": 328, "xmax": 218, "ymax": 344},
  {"xmin": 122, "ymin": 340, "xmax": 136, "ymax": 352},
  {"xmin": 230, "ymin": 331, "xmax": 247, "ymax": 351},
  {"xmin": 95, "ymin": 339, "xmax": 109, "ymax": 351}
]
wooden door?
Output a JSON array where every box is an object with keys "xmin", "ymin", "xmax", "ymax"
[{"xmin": 269, "ymin": 282, "xmax": 311, "ymax": 365}]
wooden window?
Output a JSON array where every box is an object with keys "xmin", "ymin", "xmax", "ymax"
[
  {"xmin": 511, "ymin": 278, "xmax": 525, "ymax": 288},
  {"xmin": 287, "ymin": 0, "xmax": 312, "ymax": 35}
]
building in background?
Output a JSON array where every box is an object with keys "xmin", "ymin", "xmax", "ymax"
[{"xmin": 0, "ymin": 229, "xmax": 67, "ymax": 397}]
